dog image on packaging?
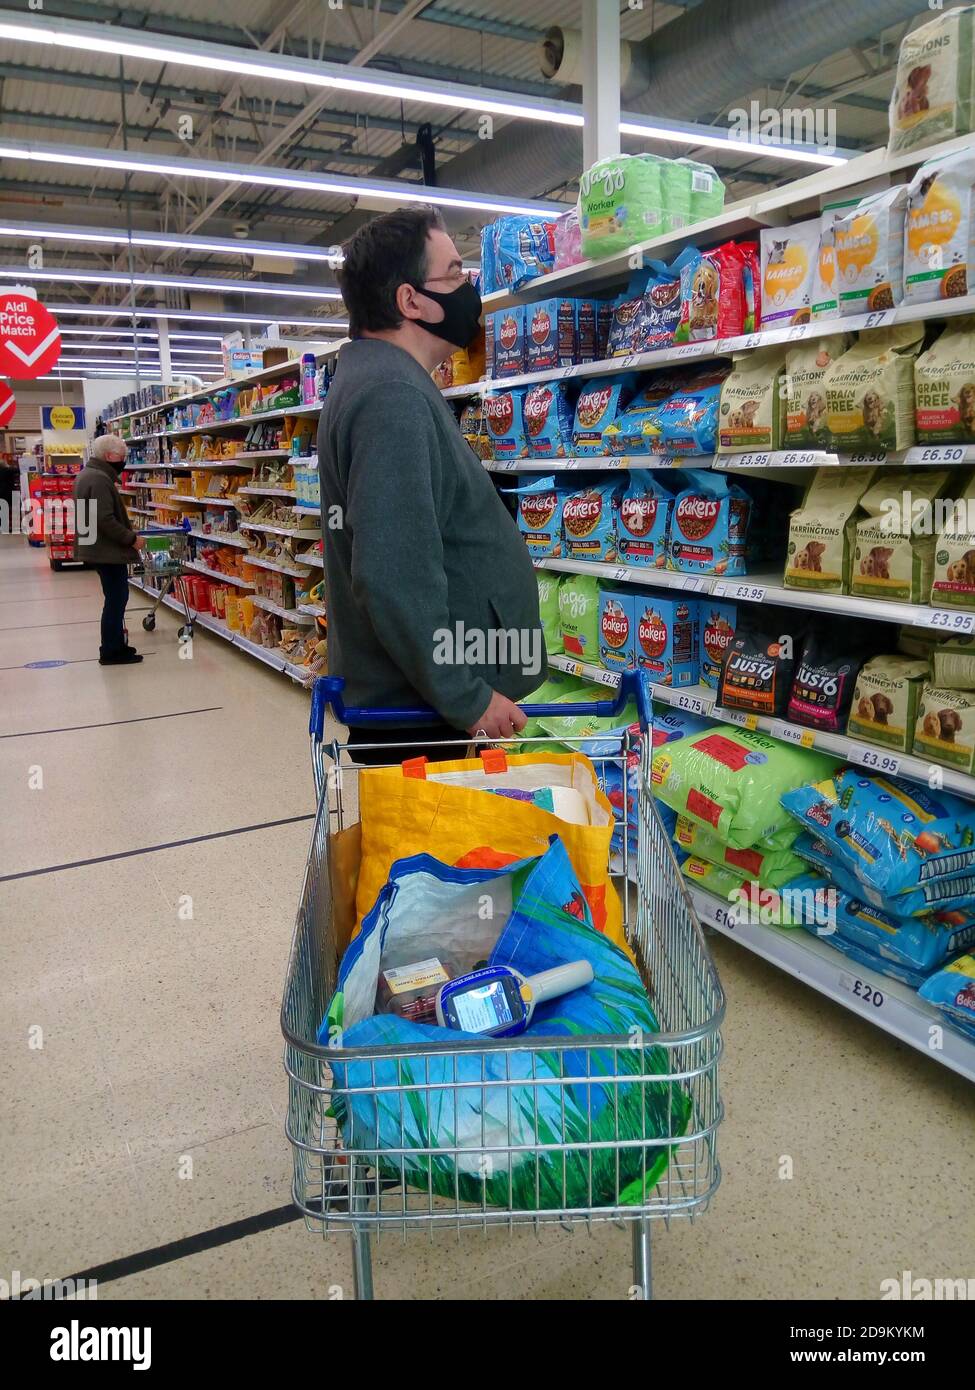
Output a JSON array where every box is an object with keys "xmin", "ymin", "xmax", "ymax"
[
  {"xmin": 823, "ymin": 323, "xmax": 924, "ymax": 452},
  {"xmin": 717, "ymin": 346, "xmax": 786, "ymax": 452},
  {"xmin": 492, "ymin": 306, "xmax": 526, "ymax": 377},
  {"xmin": 852, "ymin": 468, "xmax": 952, "ymax": 605},
  {"xmin": 635, "ymin": 596, "xmax": 699, "ymax": 687},
  {"xmin": 847, "ymin": 654, "xmax": 929, "ymax": 754},
  {"xmin": 598, "ymin": 589, "xmax": 637, "ymax": 670},
  {"xmin": 914, "ymin": 682, "xmax": 975, "ymax": 773},
  {"xmin": 832, "ymin": 185, "xmax": 909, "ymax": 315},
  {"xmin": 667, "ymin": 470, "xmax": 751, "ymax": 576},
  {"xmin": 784, "ymin": 465, "xmax": 877, "ymax": 592},
  {"xmin": 931, "ymin": 471, "xmax": 975, "ymax": 609},
  {"xmin": 904, "ymin": 147, "xmax": 975, "ymax": 304},
  {"xmin": 914, "ymin": 318, "xmax": 975, "ymax": 444},
  {"xmin": 760, "ymin": 218, "xmax": 820, "ymax": 327},
  {"xmin": 782, "ymin": 334, "xmax": 851, "ymax": 449},
  {"xmin": 887, "ymin": 5, "xmax": 975, "ymax": 156},
  {"xmin": 614, "ymin": 470, "xmax": 676, "ymax": 568}
]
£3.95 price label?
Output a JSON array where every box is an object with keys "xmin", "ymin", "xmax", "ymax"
[
  {"xmin": 727, "ymin": 453, "xmax": 771, "ymax": 469},
  {"xmin": 731, "ymin": 583, "xmax": 766, "ymax": 602},
  {"xmin": 840, "ymin": 972, "xmax": 885, "ymax": 1010},
  {"xmin": 851, "ymin": 744, "xmax": 901, "ymax": 776},
  {"xmin": 916, "ymin": 608, "xmax": 975, "ymax": 635}
]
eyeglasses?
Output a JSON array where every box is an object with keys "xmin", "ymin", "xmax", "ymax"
[{"xmin": 420, "ymin": 267, "xmax": 470, "ymax": 289}]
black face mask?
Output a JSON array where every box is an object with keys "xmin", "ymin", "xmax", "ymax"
[{"xmin": 410, "ymin": 278, "xmax": 482, "ymax": 350}]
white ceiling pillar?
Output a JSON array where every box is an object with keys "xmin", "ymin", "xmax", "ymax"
[{"xmin": 582, "ymin": 0, "xmax": 622, "ymax": 170}]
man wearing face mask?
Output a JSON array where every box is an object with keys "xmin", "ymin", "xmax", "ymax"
[
  {"xmin": 318, "ymin": 206, "xmax": 542, "ymax": 763},
  {"xmin": 73, "ymin": 432, "xmax": 146, "ymax": 666}
]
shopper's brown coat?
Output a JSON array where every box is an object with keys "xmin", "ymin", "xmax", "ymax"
[{"xmin": 72, "ymin": 458, "xmax": 139, "ymax": 565}]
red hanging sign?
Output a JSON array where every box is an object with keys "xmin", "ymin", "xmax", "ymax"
[
  {"xmin": 0, "ymin": 382, "xmax": 15, "ymax": 427},
  {"xmin": 0, "ymin": 294, "xmax": 62, "ymax": 380}
]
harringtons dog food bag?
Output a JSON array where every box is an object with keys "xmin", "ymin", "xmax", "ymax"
[
  {"xmin": 914, "ymin": 681, "xmax": 975, "ymax": 774},
  {"xmin": 904, "ymin": 147, "xmax": 975, "ymax": 304},
  {"xmin": 760, "ymin": 218, "xmax": 820, "ymax": 327},
  {"xmin": 784, "ymin": 465, "xmax": 877, "ymax": 593},
  {"xmin": 782, "ymin": 334, "xmax": 851, "ymax": 449},
  {"xmin": 887, "ymin": 5, "xmax": 975, "ymax": 156},
  {"xmin": 717, "ymin": 346, "xmax": 786, "ymax": 452},
  {"xmin": 933, "ymin": 635, "xmax": 975, "ymax": 689},
  {"xmin": 851, "ymin": 468, "xmax": 953, "ymax": 604},
  {"xmin": 667, "ymin": 469, "xmax": 752, "ymax": 576},
  {"xmin": 831, "ymin": 184, "xmax": 909, "ymax": 315},
  {"xmin": 914, "ymin": 317, "xmax": 975, "ymax": 444},
  {"xmin": 847, "ymin": 654, "xmax": 930, "ymax": 754},
  {"xmin": 578, "ymin": 154, "xmax": 665, "ymax": 260},
  {"xmin": 822, "ymin": 323, "xmax": 925, "ymax": 452},
  {"xmin": 931, "ymin": 471, "xmax": 975, "ymax": 609}
]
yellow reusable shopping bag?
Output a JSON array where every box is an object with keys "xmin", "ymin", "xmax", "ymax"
[{"xmin": 353, "ymin": 748, "xmax": 629, "ymax": 957}]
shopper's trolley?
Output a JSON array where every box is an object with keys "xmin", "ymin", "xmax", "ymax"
[
  {"xmin": 133, "ymin": 525, "xmax": 194, "ymax": 639},
  {"xmin": 281, "ymin": 670, "xmax": 724, "ymax": 1300}
]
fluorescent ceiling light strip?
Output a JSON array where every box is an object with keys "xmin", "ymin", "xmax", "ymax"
[
  {"xmin": 45, "ymin": 304, "xmax": 347, "ymax": 330},
  {"xmin": 54, "ymin": 341, "xmax": 224, "ymax": 355},
  {"xmin": 0, "ymin": 264, "xmax": 341, "ymax": 300},
  {"xmin": 619, "ymin": 120, "xmax": 848, "ymax": 167},
  {"xmin": 0, "ymin": 139, "xmax": 566, "ymax": 217},
  {"xmin": 57, "ymin": 326, "xmax": 224, "ymax": 341}
]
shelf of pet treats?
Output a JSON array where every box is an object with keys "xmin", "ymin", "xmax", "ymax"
[
  {"xmin": 164, "ymin": 404, "xmax": 322, "ymax": 438},
  {"xmin": 688, "ymin": 885, "xmax": 975, "ymax": 1084},
  {"xmin": 123, "ymin": 460, "xmax": 170, "ymax": 472},
  {"xmin": 533, "ymin": 556, "xmax": 975, "ymax": 637},
  {"xmin": 237, "ymin": 485, "xmax": 298, "ymax": 499},
  {"xmin": 183, "ymin": 527, "xmax": 250, "ymax": 549},
  {"xmin": 182, "ymin": 559, "xmax": 254, "ymax": 589},
  {"xmin": 239, "ymin": 520, "xmax": 322, "ymax": 539},
  {"xmin": 486, "ymin": 453, "xmax": 714, "ymax": 473},
  {"xmin": 168, "ymin": 493, "xmax": 240, "ymax": 508},
  {"xmin": 168, "ymin": 451, "xmax": 306, "ymax": 467},
  {"xmin": 244, "ymin": 553, "xmax": 315, "ymax": 578}
]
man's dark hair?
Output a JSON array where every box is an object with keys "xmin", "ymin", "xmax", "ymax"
[{"xmin": 337, "ymin": 206, "xmax": 446, "ymax": 338}]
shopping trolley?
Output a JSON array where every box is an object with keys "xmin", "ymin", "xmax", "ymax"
[
  {"xmin": 281, "ymin": 669, "xmax": 724, "ymax": 1300},
  {"xmin": 133, "ymin": 525, "xmax": 194, "ymax": 639}
]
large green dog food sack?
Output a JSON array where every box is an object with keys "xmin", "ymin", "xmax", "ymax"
[
  {"xmin": 537, "ymin": 570, "xmax": 562, "ymax": 656},
  {"xmin": 558, "ymin": 572, "xmax": 602, "ymax": 663},
  {"xmin": 651, "ymin": 726, "xmax": 840, "ymax": 850},
  {"xmin": 677, "ymin": 159, "xmax": 725, "ymax": 225},
  {"xmin": 578, "ymin": 154, "xmax": 665, "ymax": 260}
]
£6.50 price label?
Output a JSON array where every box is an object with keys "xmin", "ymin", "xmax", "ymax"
[
  {"xmin": 917, "ymin": 608, "xmax": 975, "ymax": 635},
  {"xmin": 840, "ymin": 972, "xmax": 886, "ymax": 1010},
  {"xmin": 778, "ymin": 451, "xmax": 823, "ymax": 467},
  {"xmin": 851, "ymin": 745, "xmax": 901, "ymax": 777},
  {"xmin": 911, "ymin": 445, "xmax": 969, "ymax": 465}
]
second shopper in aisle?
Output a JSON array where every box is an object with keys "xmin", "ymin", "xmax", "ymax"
[
  {"xmin": 319, "ymin": 206, "xmax": 543, "ymax": 763},
  {"xmin": 72, "ymin": 433, "xmax": 145, "ymax": 666}
]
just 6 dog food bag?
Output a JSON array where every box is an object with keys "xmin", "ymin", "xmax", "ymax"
[
  {"xmin": 847, "ymin": 654, "xmax": 929, "ymax": 754},
  {"xmin": 887, "ymin": 6, "xmax": 975, "ymax": 156},
  {"xmin": 914, "ymin": 682, "xmax": 975, "ymax": 774},
  {"xmin": 851, "ymin": 468, "xmax": 952, "ymax": 604},
  {"xmin": 668, "ymin": 470, "xmax": 751, "ymax": 576},
  {"xmin": 914, "ymin": 318, "xmax": 975, "ymax": 444},
  {"xmin": 822, "ymin": 323, "xmax": 924, "ymax": 452},
  {"xmin": 717, "ymin": 618, "xmax": 804, "ymax": 719},
  {"xmin": 782, "ymin": 334, "xmax": 851, "ymax": 450},
  {"xmin": 760, "ymin": 218, "xmax": 820, "ymax": 327},
  {"xmin": 786, "ymin": 630, "xmax": 864, "ymax": 733},
  {"xmin": 831, "ymin": 184, "xmax": 909, "ymax": 315},
  {"xmin": 903, "ymin": 147, "xmax": 975, "ymax": 304}
]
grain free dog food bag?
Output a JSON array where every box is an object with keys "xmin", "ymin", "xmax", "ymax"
[
  {"xmin": 717, "ymin": 347, "xmax": 786, "ymax": 453},
  {"xmin": 537, "ymin": 571, "xmax": 563, "ymax": 656},
  {"xmin": 914, "ymin": 318, "xmax": 975, "ymax": 444},
  {"xmin": 562, "ymin": 477, "xmax": 625, "ymax": 563},
  {"xmin": 914, "ymin": 682, "xmax": 975, "ymax": 773},
  {"xmin": 524, "ymin": 381, "xmax": 576, "ymax": 459},
  {"xmin": 931, "ymin": 471, "xmax": 975, "ymax": 609},
  {"xmin": 904, "ymin": 147, "xmax": 975, "ymax": 303},
  {"xmin": 667, "ymin": 469, "xmax": 751, "ymax": 576},
  {"xmin": 933, "ymin": 635, "xmax": 975, "ymax": 688},
  {"xmin": 700, "ymin": 600, "xmax": 738, "ymax": 689},
  {"xmin": 823, "ymin": 323, "xmax": 925, "ymax": 452},
  {"xmin": 786, "ymin": 631, "xmax": 865, "ymax": 733},
  {"xmin": 782, "ymin": 335, "xmax": 851, "ymax": 449},
  {"xmin": 852, "ymin": 468, "xmax": 952, "ymax": 604},
  {"xmin": 614, "ymin": 469, "xmax": 676, "ymax": 568},
  {"xmin": 831, "ymin": 185, "xmax": 909, "ymax": 315},
  {"xmin": 847, "ymin": 654, "xmax": 929, "ymax": 753},
  {"xmin": 760, "ymin": 218, "xmax": 820, "ymax": 328},
  {"xmin": 783, "ymin": 465, "xmax": 877, "ymax": 593},
  {"xmin": 717, "ymin": 617, "xmax": 805, "ymax": 719},
  {"xmin": 578, "ymin": 154, "xmax": 665, "ymax": 260},
  {"xmin": 558, "ymin": 572, "xmax": 602, "ymax": 660},
  {"xmin": 887, "ymin": 5, "xmax": 975, "ymax": 156}
]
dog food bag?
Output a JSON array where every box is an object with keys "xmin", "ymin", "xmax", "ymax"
[
  {"xmin": 606, "ymin": 282, "xmax": 648, "ymax": 358},
  {"xmin": 852, "ymin": 468, "xmax": 952, "ymax": 604},
  {"xmin": 507, "ymin": 475, "xmax": 563, "ymax": 558},
  {"xmin": 887, "ymin": 5, "xmax": 975, "ymax": 156},
  {"xmin": 919, "ymin": 954, "xmax": 975, "ymax": 1039},
  {"xmin": 641, "ymin": 372, "xmax": 727, "ymax": 456},
  {"xmin": 933, "ymin": 634, "xmax": 975, "ymax": 688},
  {"xmin": 904, "ymin": 147, "xmax": 975, "ymax": 303},
  {"xmin": 915, "ymin": 317, "xmax": 975, "ymax": 444},
  {"xmin": 832, "ymin": 185, "xmax": 909, "ymax": 315},
  {"xmin": 562, "ymin": 478, "xmax": 625, "ymax": 563},
  {"xmin": 578, "ymin": 154, "xmax": 665, "ymax": 261},
  {"xmin": 786, "ymin": 631, "xmax": 864, "ymax": 733},
  {"xmin": 812, "ymin": 210, "xmax": 840, "ymax": 319},
  {"xmin": 553, "ymin": 209, "xmax": 583, "ymax": 272},
  {"xmin": 847, "ymin": 654, "xmax": 929, "ymax": 753},
  {"xmin": 559, "ymin": 572, "xmax": 602, "ymax": 660},
  {"xmin": 823, "ymin": 323, "xmax": 925, "ymax": 452},
  {"xmin": 639, "ymin": 257, "xmax": 684, "ymax": 352},
  {"xmin": 931, "ymin": 470, "xmax": 975, "ymax": 608},
  {"xmin": 598, "ymin": 589, "xmax": 637, "ymax": 670},
  {"xmin": 717, "ymin": 618, "xmax": 804, "ymax": 719},
  {"xmin": 492, "ymin": 306, "xmax": 526, "ymax": 377},
  {"xmin": 784, "ymin": 465, "xmax": 877, "ymax": 592},
  {"xmin": 652, "ymin": 726, "xmax": 840, "ymax": 850},
  {"xmin": 914, "ymin": 681, "xmax": 975, "ymax": 773},
  {"xmin": 780, "ymin": 767, "xmax": 975, "ymax": 900},
  {"xmin": 898, "ymin": 623, "xmax": 942, "ymax": 659},
  {"xmin": 674, "ymin": 249, "xmax": 720, "ymax": 344},
  {"xmin": 635, "ymin": 595, "xmax": 700, "ymax": 687},
  {"xmin": 660, "ymin": 156, "xmax": 693, "ymax": 233},
  {"xmin": 717, "ymin": 347, "xmax": 786, "ymax": 453},
  {"xmin": 459, "ymin": 400, "xmax": 492, "ymax": 461},
  {"xmin": 700, "ymin": 600, "xmax": 738, "ymax": 689},
  {"xmin": 810, "ymin": 879, "xmax": 975, "ymax": 974},
  {"xmin": 614, "ymin": 469, "xmax": 676, "ymax": 568},
  {"xmin": 760, "ymin": 218, "xmax": 820, "ymax": 328},
  {"xmin": 576, "ymin": 299, "xmax": 599, "ymax": 363},
  {"xmin": 674, "ymin": 816, "xmax": 805, "ymax": 890},
  {"xmin": 793, "ymin": 828, "xmax": 975, "ymax": 916},
  {"xmin": 484, "ymin": 387, "xmax": 530, "ymax": 461},
  {"xmin": 524, "ymin": 297, "xmax": 578, "ymax": 373},
  {"xmin": 676, "ymin": 158, "xmax": 725, "ymax": 224},
  {"xmin": 668, "ymin": 469, "xmax": 751, "ymax": 576},
  {"xmin": 488, "ymin": 215, "xmax": 557, "ymax": 292},
  {"xmin": 524, "ymin": 381, "xmax": 576, "ymax": 459},
  {"xmin": 782, "ymin": 335, "xmax": 852, "ymax": 449},
  {"xmin": 602, "ymin": 376, "xmax": 681, "ymax": 455},
  {"xmin": 572, "ymin": 375, "xmax": 637, "ymax": 455},
  {"xmin": 741, "ymin": 242, "xmax": 762, "ymax": 334},
  {"xmin": 537, "ymin": 571, "xmax": 563, "ymax": 656}
]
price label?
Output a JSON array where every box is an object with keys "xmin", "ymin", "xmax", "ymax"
[
  {"xmin": 916, "ymin": 609, "xmax": 975, "ymax": 634},
  {"xmin": 681, "ymin": 576, "xmax": 704, "ymax": 592},
  {"xmin": 840, "ymin": 972, "xmax": 886, "ymax": 1010},
  {"xmin": 603, "ymin": 456, "xmax": 628, "ymax": 469},
  {"xmin": 610, "ymin": 566, "xmax": 630, "ymax": 581},
  {"xmin": 597, "ymin": 668, "xmax": 618, "ymax": 687},
  {"xmin": 674, "ymin": 342, "xmax": 706, "ymax": 360},
  {"xmin": 564, "ymin": 660, "xmax": 583, "ymax": 677},
  {"xmin": 713, "ymin": 582, "xmax": 728, "ymax": 597},
  {"xmin": 722, "ymin": 709, "xmax": 756, "ymax": 729},
  {"xmin": 742, "ymin": 333, "xmax": 762, "ymax": 350},
  {"xmin": 712, "ymin": 904, "xmax": 737, "ymax": 931},
  {"xmin": 851, "ymin": 745, "xmax": 901, "ymax": 776},
  {"xmin": 731, "ymin": 583, "xmax": 766, "ymax": 603},
  {"xmin": 787, "ymin": 324, "xmax": 808, "ymax": 341},
  {"xmin": 774, "ymin": 720, "xmax": 814, "ymax": 748},
  {"xmin": 677, "ymin": 694, "xmax": 711, "ymax": 716},
  {"xmin": 846, "ymin": 451, "xmax": 887, "ymax": 464},
  {"xmin": 778, "ymin": 451, "xmax": 820, "ymax": 467},
  {"xmin": 715, "ymin": 340, "xmax": 735, "ymax": 355},
  {"xmin": 731, "ymin": 453, "xmax": 771, "ymax": 469},
  {"xmin": 864, "ymin": 309, "xmax": 895, "ymax": 330},
  {"xmin": 914, "ymin": 445, "xmax": 966, "ymax": 464},
  {"xmin": 620, "ymin": 354, "xmax": 638, "ymax": 369}
]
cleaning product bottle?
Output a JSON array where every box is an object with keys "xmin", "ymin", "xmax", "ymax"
[{"xmin": 301, "ymin": 354, "xmax": 317, "ymax": 406}]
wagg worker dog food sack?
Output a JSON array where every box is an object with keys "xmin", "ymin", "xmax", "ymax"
[
  {"xmin": 914, "ymin": 682, "xmax": 975, "ymax": 774},
  {"xmin": 887, "ymin": 5, "xmax": 975, "ymax": 156},
  {"xmin": 578, "ymin": 154, "xmax": 665, "ymax": 260},
  {"xmin": 904, "ymin": 147, "xmax": 975, "ymax": 303},
  {"xmin": 831, "ymin": 185, "xmax": 909, "ymax": 315},
  {"xmin": 760, "ymin": 218, "xmax": 820, "ymax": 327},
  {"xmin": 651, "ymin": 727, "xmax": 839, "ymax": 850},
  {"xmin": 717, "ymin": 346, "xmax": 786, "ymax": 453},
  {"xmin": 782, "ymin": 335, "xmax": 851, "ymax": 450},
  {"xmin": 784, "ymin": 465, "xmax": 877, "ymax": 593},
  {"xmin": 847, "ymin": 654, "xmax": 930, "ymax": 754},
  {"xmin": 851, "ymin": 468, "xmax": 952, "ymax": 605},
  {"xmin": 823, "ymin": 323, "xmax": 925, "ymax": 452},
  {"xmin": 931, "ymin": 471, "xmax": 975, "ymax": 609},
  {"xmin": 914, "ymin": 318, "xmax": 975, "ymax": 444},
  {"xmin": 558, "ymin": 572, "xmax": 602, "ymax": 661}
]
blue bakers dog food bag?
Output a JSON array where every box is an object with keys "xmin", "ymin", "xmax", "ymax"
[
  {"xmin": 919, "ymin": 956, "xmax": 975, "ymax": 1040},
  {"xmin": 505, "ymin": 474, "xmax": 564, "ymax": 558},
  {"xmin": 614, "ymin": 470, "xmax": 676, "ymax": 568},
  {"xmin": 524, "ymin": 380, "xmax": 576, "ymax": 459},
  {"xmin": 484, "ymin": 386, "xmax": 529, "ymax": 460},
  {"xmin": 792, "ymin": 829, "xmax": 975, "ymax": 915},
  {"xmin": 572, "ymin": 374, "xmax": 638, "ymax": 455},
  {"xmin": 602, "ymin": 376, "xmax": 683, "ymax": 455}
]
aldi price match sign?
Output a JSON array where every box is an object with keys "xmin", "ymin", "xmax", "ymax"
[{"xmin": 0, "ymin": 293, "xmax": 62, "ymax": 380}]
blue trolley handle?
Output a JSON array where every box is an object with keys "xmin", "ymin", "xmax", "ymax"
[{"xmin": 309, "ymin": 669, "xmax": 654, "ymax": 742}]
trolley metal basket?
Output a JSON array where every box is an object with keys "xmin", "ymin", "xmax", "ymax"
[
  {"xmin": 132, "ymin": 525, "xmax": 194, "ymax": 639},
  {"xmin": 281, "ymin": 671, "xmax": 725, "ymax": 1300}
]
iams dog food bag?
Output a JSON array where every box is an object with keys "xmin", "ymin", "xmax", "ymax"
[
  {"xmin": 717, "ymin": 346, "xmax": 786, "ymax": 453},
  {"xmin": 782, "ymin": 334, "xmax": 851, "ymax": 450},
  {"xmin": 822, "ymin": 323, "xmax": 924, "ymax": 452},
  {"xmin": 562, "ymin": 477, "xmax": 626, "ymax": 563},
  {"xmin": 635, "ymin": 595, "xmax": 699, "ymax": 687},
  {"xmin": 578, "ymin": 154, "xmax": 665, "ymax": 260},
  {"xmin": 930, "ymin": 470, "xmax": 975, "ymax": 609},
  {"xmin": 851, "ymin": 467, "xmax": 953, "ymax": 604},
  {"xmin": 760, "ymin": 218, "xmax": 820, "ymax": 327},
  {"xmin": 887, "ymin": 5, "xmax": 975, "ymax": 156},
  {"xmin": 784, "ymin": 465, "xmax": 877, "ymax": 592},
  {"xmin": 914, "ymin": 682, "xmax": 975, "ymax": 774},
  {"xmin": 831, "ymin": 184, "xmax": 909, "ymax": 315},
  {"xmin": 614, "ymin": 469, "xmax": 676, "ymax": 568},
  {"xmin": 847, "ymin": 654, "xmax": 929, "ymax": 754},
  {"xmin": 904, "ymin": 147, "xmax": 975, "ymax": 304},
  {"xmin": 667, "ymin": 469, "xmax": 752, "ymax": 576},
  {"xmin": 914, "ymin": 317, "xmax": 975, "ymax": 444}
]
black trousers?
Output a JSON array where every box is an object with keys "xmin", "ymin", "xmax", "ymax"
[
  {"xmin": 94, "ymin": 563, "xmax": 130, "ymax": 655},
  {"xmin": 346, "ymin": 721, "xmax": 471, "ymax": 766}
]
